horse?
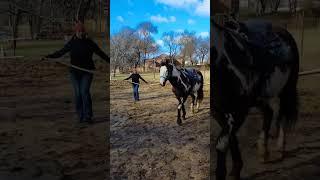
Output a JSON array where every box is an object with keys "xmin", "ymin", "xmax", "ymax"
[
  {"xmin": 211, "ymin": 18, "xmax": 299, "ymax": 180},
  {"xmin": 159, "ymin": 59, "xmax": 204, "ymax": 125}
]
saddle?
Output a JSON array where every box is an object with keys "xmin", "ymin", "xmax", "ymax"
[
  {"xmin": 184, "ymin": 69, "xmax": 201, "ymax": 82},
  {"xmin": 227, "ymin": 19, "xmax": 291, "ymax": 68}
]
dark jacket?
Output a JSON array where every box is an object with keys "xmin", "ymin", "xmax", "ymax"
[
  {"xmin": 46, "ymin": 36, "xmax": 109, "ymax": 70},
  {"xmin": 124, "ymin": 73, "xmax": 147, "ymax": 84}
]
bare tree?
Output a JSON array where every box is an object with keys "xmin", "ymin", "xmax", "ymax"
[
  {"xmin": 136, "ymin": 21, "xmax": 158, "ymax": 72},
  {"xmin": 162, "ymin": 31, "xmax": 180, "ymax": 63},
  {"xmin": 179, "ymin": 30, "xmax": 196, "ymax": 66},
  {"xmin": 110, "ymin": 27, "xmax": 138, "ymax": 76},
  {"xmin": 195, "ymin": 37, "xmax": 209, "ymax": 65}
]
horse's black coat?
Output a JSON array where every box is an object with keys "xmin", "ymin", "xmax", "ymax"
[
  {"xmin": 160, "ymin": 60, "xmax": 204, "ymax": 125},
  {"xmin": 211, "ymin": 19, "xmax": 299, "ymax": 180}
]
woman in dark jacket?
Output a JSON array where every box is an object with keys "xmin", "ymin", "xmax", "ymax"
[
  {"xmin": 124, "ymin": 69, "xmax": 148, "ymax": 101},
  {"xmin": 44, "ymin": 22, "xmax": 109, "ymax": 124}
]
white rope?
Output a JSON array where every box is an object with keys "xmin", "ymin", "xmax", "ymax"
[
  {"xmin": 299, "ymin": 69, "xmax": 320, "ymax": 76},
  {"xmin": 48, "ymin": 58, "xmax": 96, "ymax": 74}
]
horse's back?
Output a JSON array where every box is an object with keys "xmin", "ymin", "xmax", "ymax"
[{"xmin": 240, "ymin": 21, "xmax": 298, "ymax": 68}]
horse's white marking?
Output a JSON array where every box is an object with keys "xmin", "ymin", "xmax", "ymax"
[
  {"xmin": 216, "ymin": 135, "xmax": 229, "ymax": 152},
  {"xmin": 159, "ymin": 66, "xmax": 168, "ymax": 85},
  {"xmin": 224, "ymin": 49, "xmax": 249, "ymax": 94},
  {"xmin": 226, "ymin": 113, "xmax": 234, "ymax": 133},
  {"xmin": 178, "ymin": 104, "xmax": 182, "ymax": 110},
  {"xmin": 216, "ymin": 113, "xmax": 234, "ymax": 152},
  {"xmin": 193, "ymin": 82, "xmax": 201, "ymax": 93},
  {"xmin": 265, "ymin": 67, "xmax": 290, "ymax": 96},
  {"xmin": 172, "ymin": 66, "xmax": 190, "ymax": 91},
  {"xmin": 230, "ymin": 32, "xmax": 245, "ymax": 51}
]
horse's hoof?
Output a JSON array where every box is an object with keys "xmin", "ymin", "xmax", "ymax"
[
  {"xmin": 177, "ymin": 119, "xmax": 182, "ymax": 125},
  {"xmin": 182, "ymin": 116, "xmax": 186, "ymax": 120}
]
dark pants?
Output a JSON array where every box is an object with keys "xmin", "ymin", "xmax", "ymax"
[
  {"xmin": 70, "ymin": 69, "xmax": 93, "ymax": 122},
  {"xmin": 132, "ymin": 84, "xmax": 139, "ymax": 101}
]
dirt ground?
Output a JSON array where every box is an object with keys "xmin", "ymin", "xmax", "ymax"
[
  {"xmin": 0, "ymin": 58, "xmax": 108, "ymax": 180},
  {"xmin": 110, "ymin": 79, "xmax": 211, "ymax": 180},
  {"xmin": 110, "ymin": 74, "xmax": 320, "ymax": 179},
  {"xmin": 211, "ymin": 74, "xmax": 320, "ymax": 180},
  {"xmin": 1, "ymin": 58, "xmax": 320, "ymax": 180}
]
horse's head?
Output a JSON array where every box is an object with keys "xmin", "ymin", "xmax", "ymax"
[{"xmin": 159, "ymin": 58, "xmax": 176, "ymax": 86}]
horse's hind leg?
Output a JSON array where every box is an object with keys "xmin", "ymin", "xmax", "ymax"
[
  {"xmin": 190, "ymin": 95, "xmax": 195, "ymax": 114},
  {"xmin": 181, "ymin": 97, "xmax": 187, "ymax": 120},
  {"xmin": 276, "ymin": 120, "xmax": 286, "ymax": 160},
  {"xmin": 257, "ymin": 98, "xmax": 279, "ymax": 163},
  {"xmin": 276, "ymin": 78, "xmax": 298, "ymax": 160}
]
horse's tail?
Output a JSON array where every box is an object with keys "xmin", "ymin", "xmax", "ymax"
[
  {"xmin": 197, "ymin": 70, "xmax": 204, "ymax": 103},
  {"xmin": 276, "ymin": 27, "xmax": 300, "ymax": 129}
]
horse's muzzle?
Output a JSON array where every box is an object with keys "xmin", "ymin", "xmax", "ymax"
[{"xmin": 160, "ymin": 78, "xmax": 166, "ymax": 86}]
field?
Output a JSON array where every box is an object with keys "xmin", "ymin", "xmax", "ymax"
[
  {"xmin": 110, "ymin": 72, "xmax": 210, "ymax": 179},
  {"xmin": 0, "ymin": 58, "xmax": 108, "ymax": 180},
  {"xmin": 110, "ymin": 26, "xmax": 320, "ymax": 180},
  {"xmin": 0, "ymin": 25, "xmax": 319, "ymax": 180}
]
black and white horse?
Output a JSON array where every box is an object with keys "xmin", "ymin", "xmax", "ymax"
[
  {"xmin": 211, "ymin": 19, "xmax": 299, "ymax": 180},
  {"xmin": 160, "ymin": 60, "xmax": 204, "ymax": 125}
]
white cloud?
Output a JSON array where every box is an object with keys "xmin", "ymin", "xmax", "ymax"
[
  {"xmin": 187, "ymin": 19, "xmax": 195, "ymax": 25},
  {"xmin": 198, "ymin": 31, "xmax": 209, "ymax": 37},
  {"xmin": 155, "ymin": 0, "xmax": 209, "ymax": 17},
  {"xmin": 156, "ymin": 39, "xmax": 164, "ymax": 46},
  {"xmin": 117, "ymin": 16, "xmax": 124, "ymax": 22},
  {"xmin": 169, "ymin": 16, "xmax": 176, "ymax": 22},
  {"xmin": 128, "ymin": 11, "xmax": 134, "ymax": 16},
  {"xmin": 195, "ymin": 0, "xmax": 209, "ymax": 17},
  {"xmin": 150, "ymin": 14, "xmax": 176, "ymax": 23},
  {"xmin": 155, "ymin": 0, "xmax": 198, "ymax": 8},
  {"xmin": 175, "ymin": 29, "xmax": 184, "ymax": 33},
  {"xmin": 128, "ymin": 0, "xmax": 134, "ymax": 6}
]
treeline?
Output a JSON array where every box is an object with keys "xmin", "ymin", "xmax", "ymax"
[
  {"xmin": 110, "ymin": 21, "xmax": 209, "ymax": 74},
  {"xmin": 1, "ymin": 0, "xmax": 107, "ymax": 39}
]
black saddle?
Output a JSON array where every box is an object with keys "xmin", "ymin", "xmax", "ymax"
[
  {"xmin": 184, "ymin": 69, "xmax": 201, "ymax": 82},
  {"xmin": 227, "ymin": 19, "xmax": 292, "ymax": 68}
]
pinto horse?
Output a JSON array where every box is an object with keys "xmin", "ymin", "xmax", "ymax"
[
  {"xmin": 211, "ymin": 19, "xmax": 299, "ymax": 180},
  {"xmin": 159, "ymin": 59, "xmax": 204, "ymax": 125}
]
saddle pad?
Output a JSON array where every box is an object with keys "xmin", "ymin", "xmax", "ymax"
[
  {"xmin": 241, "ymin": 20, "xmax": 291, "ymax": 66},
  {"xmin": 184, "ymin": 69, "xmax": 201, "ymax": 82},
  {"xmin": 243, "ymin": 20, "xmax": 280, "ymax": 49}
]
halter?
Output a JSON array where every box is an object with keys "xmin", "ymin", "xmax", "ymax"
[{"xmin": 160, "ymin": 63, "xmax": 173, "ymax": 80}]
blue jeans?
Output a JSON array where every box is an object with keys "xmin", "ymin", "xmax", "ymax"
[
  {"xmin": 132, "ymin": 84, "xmax": 139, "ymax": 101},
  {"xmin": 70, "ymin": 69, "xmax": 93, "ymax": 122}
]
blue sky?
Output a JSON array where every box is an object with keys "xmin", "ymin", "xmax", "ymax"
[{"xmin": 111, "ymin": 0, "xmax": 209, "ymax": 52}]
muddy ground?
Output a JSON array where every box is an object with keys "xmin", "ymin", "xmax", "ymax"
[
  {"xmin": 1, "ymin": 57, "xmax": 320, "ymax": 180},
  {"xmin": 110, "ymin": 79, "xmax": 211, "ymax": 180},
  {"xmin": 0, "ymin": 58, "xmax": 108, "ymax": 180},
  {"xmin": 110, "ymin": 75, "xmax": 320, "ymax": 180}
]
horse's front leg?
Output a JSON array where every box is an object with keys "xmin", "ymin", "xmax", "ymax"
[
  {"xmin": 177, "ymin": 98, "xmax": 182, "ymax": 125},
  {"xmin": 216, "ymin": 128, "xmax": 228, "ymax": 180}
]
